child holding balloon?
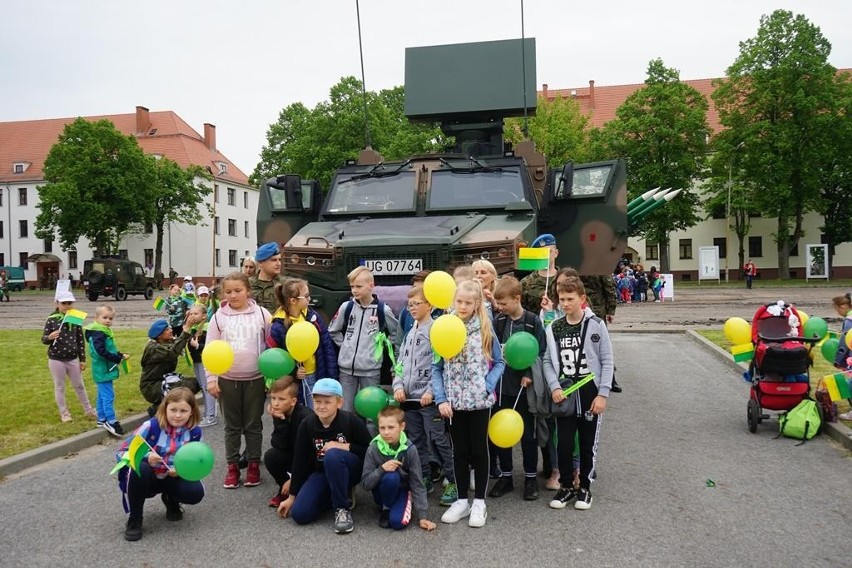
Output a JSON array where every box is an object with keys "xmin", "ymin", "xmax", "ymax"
[
  {"xmin": 118, "ymin": 387, "xmax": 206, "ymax": 542},
  {"xmin": 432, "ymin": 279, "xmax": 505, "ymax": 528},
  {"xmin": 186, "ymin": 304, "xmax": 216, "ymax": 427},
  {"xmin": 269, "ymin": 278, "xmax": 338, "ymax": 408},
  {"xmin": 206, "ymin": 271, "xmax": 272, "ymax": 489}
]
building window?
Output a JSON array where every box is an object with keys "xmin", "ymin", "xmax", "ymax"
[
  {"xmin": 214, "ymin": 216, "xmax": 220, "ymax": 235},
  {"xmin": 227, "ymin": 188, "xmax": 236, "ymax": 206},
  {"xmin": 790, "ymin": 241, "xmax": 799, "ymax": 257},
  {"xmin": 228, "ymin": 249, "xmax": 237, "ymax": 267},
  {"xmin": 68, "ymin": 250, "xmax": 78, "ymax": 269},
  {"xmin": 18, "ymin": 187, "xmax": 27, "ymax": 206},
  {"xmin": 244, "ymin": 191, "xmax": 249, "ymax": 208},
  {"xmin": 19, "ymin": 220, "xmax": 28, "ymax": 238},
  {"xmin": 712, "ymin": 237, "xmax": 727, "ymax": 260},
  {"xmin": 14, "ymin": 164, "xmax": 24, "ymax": 174},
  {"xmin": 748, "ymin": 236, "xmax": 763, "ymax": 258},
  {"xmin": 645, "ymin": 243, "xmax": 659, "ymax": 261},
  {"xmin": 215, "ymin": 248, "xmax": 221, "ymax": 267},
  {"xmin": 0, "ymin": 220, "xmax": 3, "ymax": 238},
  {"xmin": 0, "ymin": 253, "xmax": 4, "ymax": 265},
  {"xmin": 144, "ymin": 249, "xmax": 154, "ymax": 268},
  {"xmin": 118, "ymin": 249, "xmax": 129, "ymax": 260},
  {"xmin": 244, "ymin": 220, "xmax": 249, "ymax": 238},
  {"xmin": 678, "ymin": 238, "xmax": 692, "ymax": 260},
  {"xmin": 144, "ymin": 222, "xmax": 153, "ymax": 234},
  {"xmin": 228, "ymin": 219, "xmax": 236, "ymax": 237},
  {"xmin": 44, "ymin": 239, "xmax": 53, "ymax": 253},
  {"xmin": 0, "ymin": 191, "xmax": 3, "ymax": 206},
  {"xmin": 19, "ymin": 252, "xmax": 28, "ymax": 268},
  {"xmin": 214, "ymin": 184, "xmax": 219, "ymax": 203}
]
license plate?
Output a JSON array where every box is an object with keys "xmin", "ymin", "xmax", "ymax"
[
  {"xmin": 83, "ymin": 281, "xmax": 89, "ymax": 286},
  {"xmin": 360, "ymin": 258, "xmax": 422, "ymax": 276}
]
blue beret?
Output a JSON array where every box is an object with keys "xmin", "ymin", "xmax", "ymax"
[
  {"xmin": 148, "ymin": 319, "xmax": 170, "ymax": 340},
  {"xmin": 312, "ymin": 378, "xmax": 343, "ymax": 397},
  {"xmin": 255, "ymin": 242, "xmax": 280, "ymax": 262},
  {"xmin": 531, "ymin": 233, "xmax": 557, "ymax": 248}
]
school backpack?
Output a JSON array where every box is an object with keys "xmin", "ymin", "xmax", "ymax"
[
  {"xmin": 340, "ymin": 299, "xmax": 393, "ymax": 385},
  {"xmin": 778, "ymin": 399, "xmax": 822, "ymax": 444},
  {"xmin": 493, "ymin": 309, "xmax": 539, "ymax": 340}
]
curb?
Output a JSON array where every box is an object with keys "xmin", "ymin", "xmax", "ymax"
[{"xmin": 685, "ymin": 330, "xmax": 852, "ymax": 453}]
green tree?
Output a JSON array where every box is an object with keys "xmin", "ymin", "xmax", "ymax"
[
  {"xmin": 505, "ymin": 95, "xmax": 592, "ymax": 166},
  {"xmin": 712, "ymin": 10, "xmax": 847, "ymax": 278},
  {"xmin": 36, "ymin": 118, "xmax": 155, "ymax": 256},
  {"xmin": 251, "ymin": 77, "xmax": 445, "ymax": 189},
  {"xmin": 594, "ymin": 59, "xmax": 710, "ymax": 271},
  {"xmin": 141, "ymin": 157, "xmax": 212, "ymax": 279}
]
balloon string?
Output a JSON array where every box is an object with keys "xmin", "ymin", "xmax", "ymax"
[{"xmin": 512, "ymin": 386, "xmax": 524, "ymax": 411}]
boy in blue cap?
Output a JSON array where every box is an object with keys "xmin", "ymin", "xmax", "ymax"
[
  {"xmin": 277, "ymin": 378, "xmax": 371, "ymax": 534},
  {"xmin": 139, "ymin": 315, "xmax": 205, "ymax": 416},
  {"xmin": 250, "ymin": 242, "xmax": 285, "ymax": 313}
]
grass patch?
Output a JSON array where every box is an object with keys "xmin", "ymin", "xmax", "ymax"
[
  {"xmin": 1, "ymin": 330, "xmax": 194, "ymax": 460},
  {"xmin": 696, "ymin": 330, "xmax": 851, "ymax": 419}
]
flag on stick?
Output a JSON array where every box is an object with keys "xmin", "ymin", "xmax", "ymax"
[
  {"xmin": 730, "ymin": 342, "xmax": 755, "ymax": 363},
  {"xmin": 517, "ymin": 247, "xmax": 550, "ymax": 271},
  {"xmin": 62, "ymin": 309, "xmax": 87, "ymax": 327},
  {"xmin": 110, "ymin": 453, "xmax": 130, "ymax": 475},
  {"xmin": 121, "ymin": 359, "xmax": 131, "ymax": 375},
  {"xmin": 126, "ymin": 435, "xmax": 150, "ymax": 474},
  {"xmin": 152, "ymin": 297, "xmax": 165, "ymax": 310},
  {"xmin": 562, "ymin": 373, "xmax": 596, "ymax": 397},
  {"xmin": 823, "ymin": 372, "xmax": 852, "ymax": 402}
]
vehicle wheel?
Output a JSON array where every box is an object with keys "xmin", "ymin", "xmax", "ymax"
[
  {"xmin": 144, "ymin": 286, "xmax": 154, "ymax": 301},
  {"xmin": 88, "ymin": 292, "xmax": 99, "ymax": 302},
  {"xmin": 115, "ymin": 286, "xmax": 127, "ymax": 301},
  {"xmin": 87, "ymin": 270, "xmax": 103, "ymax": 286},
  {"xmin": 747, "ymin": 399, "xmax": 759, "ymax": 433}
]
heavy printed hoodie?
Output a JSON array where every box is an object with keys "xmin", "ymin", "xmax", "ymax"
[
  {"xmin": 328, "ymin": 296, "xmax": 399, "ymax": 377},
  {"xmin": 205, "ymin": 299, "xmax": 271, "ymax": 384},
  {"xmin": 392, "ymin": 318, "xmax": 434, "ymax": 401},
  {"xmin": 542, "ymin": 307, "xmax": 614, "ymax": 399},
  {"xmin": 431, "ymin": 315, "xmax": 506, "ymax": 411}
]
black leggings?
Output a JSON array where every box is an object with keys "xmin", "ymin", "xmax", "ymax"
[{"xmin": 449, "ymin": 408, "xmax": 490, "ymax": 500}]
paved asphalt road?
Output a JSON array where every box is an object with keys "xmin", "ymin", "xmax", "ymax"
[{"xmin": 1, "ymin": 334, "xmax": 849, "ymax": 568}]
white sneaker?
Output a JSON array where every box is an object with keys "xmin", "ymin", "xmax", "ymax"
[
  {"xmin": 468, "ymin": 501, "xmax": 487, "ymax": 528},
  {"xmin": 441, "ymin": 500, "xmax": 471, "ymax": 524},
  {"xmin": 839, "ymin": 411, "xmax": 852, "ymax": 421},
  {"xmin": 200, "ymin": 416, "xmax": 218, "ymax": 427}
]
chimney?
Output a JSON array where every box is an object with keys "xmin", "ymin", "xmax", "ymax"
[
  {"xmin": 203, "ymin": 123, "xmax": 216, "ymax": 152},
  {"xmin": 542, "ymin": 83, "xmax": 549, "ymax": 99},
  {"xmin": 135, "ymin": 106, "xmax": 150, "ymax": 135},
  {"xmin": 589, "ymin": 80, "xmax": 596, "ymax": 109}
]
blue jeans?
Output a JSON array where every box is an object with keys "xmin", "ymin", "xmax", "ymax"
[
  {"xmin": 96, "ymin": 380, "xmax": 116, "ymax": 423},
  {"xmin": 404, "ymin": 404, "xmax": 455, "ymax": 483},
  {"xmin": 296, "ymin": 373, "xmax": 317, "ymax": 409},
  {"xmin": 290, "ymin": 449, "xmax": 362, "ymax": 525},
  {"xmin": 372, "ymin": 471, "xmax": 413, "ymax": 530}
]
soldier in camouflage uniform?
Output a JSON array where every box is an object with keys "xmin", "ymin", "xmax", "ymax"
[
  {"xmin": 580, "ymin": 274, "xmax": 621, "ymax": 393},
  {"xmin": 520, "ymin": 234, "xmax": 559, "ymax": 313},
  {"xmin": 249, "ymin": 242, "xmax": 285, "ymax": 313}
]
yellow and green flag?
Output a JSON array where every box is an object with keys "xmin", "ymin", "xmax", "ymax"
[
  {"xmin": 823, "ymin": 372, "xmax": 852, "ymax": 402},
  {"xmin": 121, "ymin": 359, "xmax": 131, "ymax": 375},
  {"xmin": 730, "ymin": 342, "xmax": 754, "ymax": 363},
  {"xmin": 63, "ymin": 309, "xmax": 87, "ymax": 327},
  {"xmin": 126, "ymin": 435, "xmax": 150, "ymax": 474},
  {"xmin": 152, "ymin": 297, "xmax": 165, "ymax": 311},
  {"xmin": 517, "ymin": 247, "xmax": 550, "ymax": 271}
]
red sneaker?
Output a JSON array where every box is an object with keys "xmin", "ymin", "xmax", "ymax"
[
  {"xmin": 245, "ymin": 461, "xmax": 261, "ymax": 487},
  {"xmin": 268, "ymin": 493, "xmax": 282, "ymax": 508},
  {"xmin": 223, "ymin": 462, "xmax": 240, "ymax": 489}
]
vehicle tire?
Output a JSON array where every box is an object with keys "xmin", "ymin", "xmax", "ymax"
[
  {"xmin": 88, "ymin": 292, "xmax": 99, "ymax": 302},
  {"xmin": 144, "ymin": 286, "xmax": 154, "ymax": 301},
  {"xmin": 87, "ymin": 270, "xmax": 103, "ymax": 286},
  {"xmin": 747, "ymin": 399, "xmax": 759, "ymax": 433},
  {"xmin": 115, "ymin": 286, "xmax": 127, "ymax": 301}
]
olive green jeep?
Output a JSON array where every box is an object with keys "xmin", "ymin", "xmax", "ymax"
[{"xmin": 83, "ymin": 258, "xmax": 154, "ymax": 302}]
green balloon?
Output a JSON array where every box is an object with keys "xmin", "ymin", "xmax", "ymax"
[
  {"xmin": 173, "ymin": 441, "xmax": 215, "ymax": 481},
  {"xmin": 820, "ymin": 337, "xmax": 840, "ymax": 363},
  {"xmin": 503, "ymin": 331, "xmax": 539, "ymax": 371},
  {"xmin": 354, "ymin": 386, "xmax": 389, "ymax": 421},
  {"xmin": 803, "ymin": 317, "xmax": 828, "ymax": 340},
  {"xmin": 258, "ymin": 348, "xmax": 296, "ymax": 380}
]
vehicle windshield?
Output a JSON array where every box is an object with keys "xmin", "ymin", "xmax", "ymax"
[
  {"xmin": 428, "ymin": 169, "xmax": 523, "ymax": 209},
  {"xmin": 325, "ymin": 172, "xmax": 417, "ymax": 213}
]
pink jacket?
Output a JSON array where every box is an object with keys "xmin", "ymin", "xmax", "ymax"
[{"xmin": 205, "ymin": 299, "xmax": 271, "ymax": 384}]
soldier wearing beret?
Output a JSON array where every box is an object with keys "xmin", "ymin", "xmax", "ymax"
[{"xmin": 250, "ymin": 242, "xmax": 286, "ymax": 313}]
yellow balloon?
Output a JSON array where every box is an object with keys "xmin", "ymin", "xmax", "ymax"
[
  {"xmin": 286, "ymin": 320, "xmax": 320, "ymax": 362},
  {"xmin": 723, "ymin": 317, "xmax": 752, "ymax": 345},
  {"xmin": 488, "ymin": 409, "xmax": 524, "ymax": 448},
  {"xmin": 846, "ymin": 330, "xmax": 852, "ymax": 351},
  {"xmin": 202, "ymin": 340, "xmax": 235, "ymax": 375},
  {"xmin": 797, "ymin": 310, "xmax": 809, "ymax": 327},
  {"xmin": 423, "ymin": 271, "xmax": 456, "ymax": 310},
  {"xmin": 430, "ymin": 314, "xmax": 466, "ymax": 359}
]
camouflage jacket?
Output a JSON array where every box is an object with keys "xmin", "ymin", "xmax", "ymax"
[
  {"xmin": 520, "ymin": 270, "xmax": 556, "ymax": 314},
  {"xmin": 250, "ymin": 275, "xmax": 285, "ymax": 314},
  {"xmin": 581, "ymin": 275, "xmax": 617, "ymax": 319}
]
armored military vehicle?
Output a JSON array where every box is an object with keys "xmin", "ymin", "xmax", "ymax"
[
  {"xmin": 83, "ymin": 258, "xmax": 155, "ymax": 302},
  {"xmin": 256, "ymin": 39, "xmax": 627, "ymax": 315}
]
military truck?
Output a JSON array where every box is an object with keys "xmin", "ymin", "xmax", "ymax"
[
  {"xmin": 256, "ymin": 39, "xmax": 627, "ymax": 315},
  {"xmin": 83, "ymin": 258, "xmax": 155, "ymax": 302}
]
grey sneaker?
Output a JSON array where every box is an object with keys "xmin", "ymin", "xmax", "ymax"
[
  {"xmin": 199, "ymin": 416, "xmax": 217, "ymax": 427},
  {"xmin": 334, "ymin": 508, "xmax": 354, "ymax": 534}
]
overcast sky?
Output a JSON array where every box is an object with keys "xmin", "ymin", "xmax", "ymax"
[{"xmin": 2, "ymin": 0, "xmax": 850, "ymax": 176}]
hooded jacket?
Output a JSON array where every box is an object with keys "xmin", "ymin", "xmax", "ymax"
[
  {"xmin": 84, "ymin": 322, "xmax": 124, "ymax": 382},
  {"xmin": 140, "ymin": 329, "xmax": 194, "ymax": 404},
  {"xmin": 361, "ymin": 433, "xmax": 429, "ymax": 520},
  {"xmin": 542, "ymin": 307, "xmax": 614, "ymax": 399},
  {"xmin": 268, "ymin": 307, "xmax": 338, "ymax": 379},
  {"xmin": 205, "ymin": 299, "xmax": 271, "ymax": 384},
  {"xmin": 328, "ymin": 296, "xmax": 399, "ymax": 377},
  {"xmin": 392, "ymin": 318, "xmax": 434, "ymax": 401},
  {"xmin": 42, "ymin": 311, "xmax": 86, "ymax": 362}
]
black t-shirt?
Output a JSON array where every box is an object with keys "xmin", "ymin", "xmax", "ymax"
[{"xmin": 550, "ymin": 318, "xmax": 589, "ymax": 384}]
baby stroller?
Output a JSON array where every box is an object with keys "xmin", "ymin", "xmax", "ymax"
[{"xmin": 746, "ymin": 301, "xmax": 818, "ymax": 433}]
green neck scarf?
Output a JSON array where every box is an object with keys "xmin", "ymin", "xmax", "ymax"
[
  {"xmin": 84, "ymin": 321, "xmax": 114, "ymax": 339},
  {"xmin": 372, "ymin": 430, "xmax": 408, "ymax": 459}
]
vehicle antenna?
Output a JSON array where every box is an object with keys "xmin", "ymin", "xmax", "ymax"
[
  {"xmin": 355, "ymin": 0, "xmax": 372, "ymax": 149},
  {"xmin": 520, "ymin": 0, "xmax": 529, "ymax": 138}
]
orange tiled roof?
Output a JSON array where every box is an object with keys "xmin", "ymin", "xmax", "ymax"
[
  {"xmin": 0, "ymin": 109, "xmax": 249, "ymax": 185},
  {"xmin": 541, "ymin": 69, "xmax": 851, "ymax": 133}
]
